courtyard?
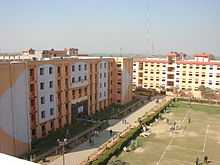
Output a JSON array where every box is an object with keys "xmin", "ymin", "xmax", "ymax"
[{"xmin": 109, "ymin": 101, "xmax": 220, "ymax": 165}]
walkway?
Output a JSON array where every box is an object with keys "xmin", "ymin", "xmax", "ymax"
[{"xmin": 49, "ymin": 97, "xmax": 168, "ymax": 165}]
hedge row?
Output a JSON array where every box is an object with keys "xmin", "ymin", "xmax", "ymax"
[
  {"xmin": 90, "ymin": 99, "xmax": 173, "ymax": 165},
  {"xmin": 177, "ymin": 97, "xmax": 220, "ymax": 105}
]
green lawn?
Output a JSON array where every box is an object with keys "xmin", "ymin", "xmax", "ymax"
[
  {"xmin": 31, "ymin": 120, "xmax": 93, "ymax": 155},
  {"xmin": 109, "ymin": 101, "xmax": 220, "ymax": 165}
]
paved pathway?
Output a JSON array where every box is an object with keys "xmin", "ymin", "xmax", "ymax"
[{"xmin": 49, "ymin": 97, "xmax": 167, "ymax": 165}]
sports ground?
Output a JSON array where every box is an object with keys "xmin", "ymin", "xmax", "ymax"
[{"xmin": 109, "ymin": 101, "xmax": 220, "ymax": 165}]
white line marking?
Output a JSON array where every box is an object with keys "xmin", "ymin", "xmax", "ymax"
[
  {"xmin": 156, "ymin": 109, "xmax": 191, "ymax": 165},
  {"xmin": 203, "ymin": 124, "xmax": 210, "ymax": 153},
  {"xmin": 164, "ymin": 158, "xmax": 192, "ymax": 165},
  {"xmin": 156, "ymin": 138, "xmax": 174, "ymax": 165},
  {"xmin": 170, "ymin": 144, "xmax": 202, "ymax": 153}
]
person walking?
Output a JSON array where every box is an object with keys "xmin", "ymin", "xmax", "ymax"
[
  {"xmin": 188, "ymin": 117, "xmax": 191, "ymax": 124},
  {"xmin": 204, "ymin": 155, "xmax": 208, "ymax": 164},
  {"xmin": 195, "ymin": 157, "xmax": 199, "ymax": 165},
  {"xmin": 109, "ymin": 129, "xmax": 113, "ymax": 137}
]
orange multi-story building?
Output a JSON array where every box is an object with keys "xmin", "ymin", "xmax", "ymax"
[{"xmin": 0, "ymin": 48, "xmax": 133, "ymax": 156}]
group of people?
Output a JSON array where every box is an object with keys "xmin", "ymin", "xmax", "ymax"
[
  {"xmin": 195, "ymin": 156, "xmax": 209, "ymax": 165},
  {"xmin": 88, "ymin": 128, "xmax": 101, "ymax": 145},
  {"xmin": 122, "ymin": 119, "xmax": 127, "ymax": 124}
]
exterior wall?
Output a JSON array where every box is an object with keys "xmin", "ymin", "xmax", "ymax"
[
  {"xmin": 0, "ymin": 54, "xmax": 133, "ymax": 156},
  {"xmin": 113, "ymin": 57, "xmax": 133, "ymax": 104},
  {"xmin": 37, "ymin": 64, "xmax": 57, "ymax": 124},
  {"xmin": 97, "ymin": 60, "xmax": 108, "ymax": 101},
  {"xmin": 0, "ymin": 62, "xmax": 30, "ymax": 156},
  {"xmin": 133, "ymin": 53, "xmax": 220, "ymax": 92}
]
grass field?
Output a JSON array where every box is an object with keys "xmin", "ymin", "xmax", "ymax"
[{"xmin": 108, "ymin": 101, "xmax": 220, "ymax": 165}]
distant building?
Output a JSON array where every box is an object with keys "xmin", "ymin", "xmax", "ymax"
[
  {"xmin": 0, "ymin": 48, "xmax": 133, "ymax": 156},
  {"xmin": 133, "ymin": 52, "xmax": 220, "ymax": 92}
]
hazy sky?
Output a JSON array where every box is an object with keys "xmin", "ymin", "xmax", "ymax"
[{"xmin": 0, "ymin": 0, "xmax": 219, "ymax": 55}]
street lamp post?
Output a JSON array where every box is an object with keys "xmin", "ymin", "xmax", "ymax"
[{"xmin": 57, "ymin": 138, "xmax": 67, "ymax": 165}]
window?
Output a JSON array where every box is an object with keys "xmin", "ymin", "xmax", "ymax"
[
  {"xmin": 78, "ymin": 76, "xmax": 81, "ymax": 82},
  {"xmin": 41, "ymin": 111, "xmax": 45, "ymax": 118},
  {"xmin": 50, "ymin": 95, "xmax": 54, "ymax": 102},
  {"xmin": 30, "ymin": 69, "xmax": 34, "ymax": 77},
  {"xmin": 84, "ymin": 64, "xmax": 87, "ymax": 70},
  {"xmin": 57, "ymin": 66, "xmax": 61, "ymax": 75},
  {"xmin": 79, "ymin": 89, "xmax": 82, "ymax": 97},
  {"xmin": 30, "ymin": 84, "xmax": 34, "ymax": 92},
  {"xmin": 117, "ymin": 64, "xmax": 121, "ymax": 67},
  {"xmin": 32, "ymin": 129, "xmax": 36, "ymax": 137},
  {"xmin": 100, "ymin": 73, "xmax": 102, "ymax": 78},
  {"xmin": 84, "ymin": 75, "xmax": 87, "ymax": 80},
  {"xmin": 104, "ymin": 82, "xmax": 106, "ymax": 87},
  {"xmin": 177, "ymin": 65, "xmax": 180, "ymax": 68},
  {"xmin": 40, "ymin": 97, "xmax": 45, "ymax": 104},
  {"xmin": 40, "ymin": 82, "xmax": 44, "ymax": 90},
  {"xmin": 100, "ymin": 63, "xmax": 103, "ymax": 69},
  {"xmin": 72, "ymin": 90, "xmax": 75, "ymax": 99},
  {"xmin": 78, "ymin": 65, "xmax": 81, "ymax": 71},
  {"xmin": 49, "ymin": 81, "xmax": 53, "ymax": 88},
  {"xmin": 84, "ymin": 87, "xmax": 87, "ymax": 94},
  {"xmin": 72, "ymin": 65, "xmax": 75, "ymax": 72},
  {"xmin": 50, "ymin": 108, "xmax": 54, "ymax": 116},
  {"xmin": 100, "ymin": 83, "xmax": 102, "ymax": 88},
  {"xmin": 104, "ymin": 63, "xmax": 107, "ymax": 68},
  {"xmin": 63, "ymin": 66, "xmax": 67, "ymax": 75},
  {"xmin": 40, "ymin": 68, "xmax": 44, "ymax": 75},
  {"xmin": 50, "ymin": 121, "xmax": 54, "ymax": 129},
  {"xmin": 104, "ymin": 72, "xmax": 106, "ymax": 78},
  {"xmin": 49, "ymin": 67, "xmax": 53, "ymax": 74},
  {"xmin": 104, "ymin": 91, "xmax": 106, "ymax": 97},
  {"xmin": 72, "ymin": 77, "xmax": 75, "ymax": 83}
]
